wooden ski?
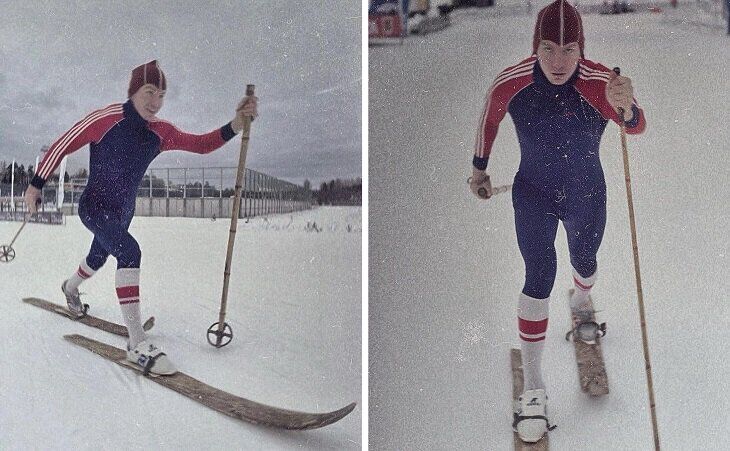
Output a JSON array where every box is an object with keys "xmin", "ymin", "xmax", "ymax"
[
  {"xmin": 511, "ymin": 348, "xmax": 549, "ymax": 450},
  {"xmin": 64, "ymin": 334, "xmax": 356, "ymax": 430},
  {"xmin": 23, "ymin": 297, "xmax": 154, "ymax": 337},
  {"xmin": 566, "ymin": 290, "xmax": 609, "ymax": 396}
]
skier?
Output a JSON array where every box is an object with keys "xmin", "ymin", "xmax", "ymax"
[
  {"xmin": 468, "ymin": 0, "xmax": 646, "ymax": 442},
  {"xmin": 24, "ymin": 60, "xmax": 258, "ymax": 375}
]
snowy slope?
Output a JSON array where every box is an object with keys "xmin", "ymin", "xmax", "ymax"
[
  {"xmin": 0, "ymin": 207, "xmax": 361, "ymax": 450},
  {"xmin": 369, "ymin": 4, "xmax": 728, "ymax": 450}
]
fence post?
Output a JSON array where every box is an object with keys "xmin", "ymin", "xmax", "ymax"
[
  {"xmin": 201, "ymin": 167, "xmax": 205, "ymax": 218},
  {"xmin": 165, "ymin": 168, "xmax": 170, "ymax": 217}
]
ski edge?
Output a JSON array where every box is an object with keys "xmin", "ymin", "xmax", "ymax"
[
  {"xmin": 63, "ymin": 333, "xmax": 356, "ymax": 430},
  {"xmin": 23, "ymin": 297, "xmax": 155, "ymax": 336}
]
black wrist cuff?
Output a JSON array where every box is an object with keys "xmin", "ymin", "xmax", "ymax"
[
  {"xmin": 30, "ymin": 175, "xmax": 46, "ymax": 190},
  {"xmin": 472, "ymin": 155, "xmax": 489, "ymax": 171},
  {"xmin": 221, "ymin": 122, "xmax": 236, "ymax": 141},
  {"xmin": 624, "ymin": 105, "xmax": 640, "ymax": 128}
]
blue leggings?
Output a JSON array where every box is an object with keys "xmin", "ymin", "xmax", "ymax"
[
  {"xmin": 512, "ymin": 177, "xmax": 606, "ymax": 299},
  {"xmin": 79, "ymin": 207, "xmax": 141, "ymax": 270}
]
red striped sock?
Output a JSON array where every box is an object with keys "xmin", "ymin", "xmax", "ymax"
[
  {"xmin": 571, "ymin": 268, "xmax": 597, "ymax": 310},
  {"xmin": 65, "ymin": 259, "xmax": 96, "ymax": 293},
  {"xmin": 518, "ymin": 293, "xmax": 549, "ymax": 390},
  {"xmin": 116, "ymin": 268, "xmax": 146, "ymax": 347}
]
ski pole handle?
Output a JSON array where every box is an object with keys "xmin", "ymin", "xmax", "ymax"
[
  {"xmin": 488, "ymin": 184, "xmax": 512, "ymax": 196},
  {"xmin": 468, "ymin": 176, "xmax": 512, "ymax": 198},
  {"xmin": 612, "ymin": 67, "xmax": 626, "ymax": 121}
]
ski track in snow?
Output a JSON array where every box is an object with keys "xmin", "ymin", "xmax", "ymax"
[
  {"xmin": 370, "ymin": 3, "xmax": 728, "ymax": 450},
  {"xmin": 0, "ymin": 206, "xmax": 361, "ymax": 449}
]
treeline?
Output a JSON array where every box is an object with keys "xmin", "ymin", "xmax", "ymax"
[
  {"xmin": 314, "ymin": 178, "xmax": 362, "ymax": 206},
  {"xmin": 0, "ymin": 161, "xmax": 87, "ymax": 186}
]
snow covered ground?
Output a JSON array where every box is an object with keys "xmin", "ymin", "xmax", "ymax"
[
  {"xmin": 370, "ymin": 3, "xmax": 728, "ymax": 450},
  {"xmin": 0, "ymin": 207, "xmax": 361, "ymax": 449}
]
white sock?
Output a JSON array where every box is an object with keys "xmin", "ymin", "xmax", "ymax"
[
  {"xmin": 115, "ymin": 268, "xmax": 147, "ymax": 349},
  {"xmin": 518, "ymin": 292, "xmax": 549, "ymax": 391},
  {"xmin": 571, "ymin": 267, "xmax": 598, "ymax": 311},
  {"xmin": 65, "ymin": 259, "xmax": 96, "ymax": 293}
]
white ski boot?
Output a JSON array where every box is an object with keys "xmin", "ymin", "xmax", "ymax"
[
  {"xmin": 61, "ymin": 280, "xmax": 88, "ymax": 318},
  {"xmin": 126, "ymin": 340, "xmax": 177, "ymax": 375},
  {"xmin": 513, "ymin": 388, "xmax": 553, "ymax": 442}
]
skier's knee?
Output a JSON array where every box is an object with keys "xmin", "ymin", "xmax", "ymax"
[
  {"xmin": 570, "ymin": 255, "xmax": 596, "ymax": 279},
  {"xmin": 117, "ymin": 241, "xmax": 141, "ymax": 268},
  {"xmin": 86, "ymin": 252, "xmax": 108, "ymax": 270}
]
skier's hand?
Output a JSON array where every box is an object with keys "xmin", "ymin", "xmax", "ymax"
[
  {"xmin": 606, "ymin": 74, "xmax": 634, "ymax": 121},
  {"xmin": 231, "ymin": 95, "xmax": 259, "ymax": 132},
  {"xmin": 24, "ymin": 185, "xmax": 41, "ymax": 214},
  {"xmin": 469, "ymin": 169, "xmax": 492, "ymax": 199}
]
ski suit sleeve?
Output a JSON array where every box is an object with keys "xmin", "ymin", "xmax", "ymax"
[
  {"xmin": 31, "ymin": 104, "xmax": 124, "ymax": 189},
  {"xmin": 474, "ymin": 57, "xmax": 536, "ymax": 170},
  {"xmin": 151, "ymin": 120, "xmax": 237, "ymax": 154},
  {"xmin": 575, "ymin": 60, "xmax": 646, "ymax": 135},
  {"xmin": 473, "ymin": 82, "xmax": 509, "ymax": 170}
]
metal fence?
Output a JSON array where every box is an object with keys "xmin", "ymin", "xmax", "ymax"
[{"xmin": 1, "ymin": 167, "xmax": 313, "ymax": 219}]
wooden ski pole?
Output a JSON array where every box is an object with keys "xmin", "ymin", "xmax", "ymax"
[
  {"xmin": 207, "ymin": 84, "xmax": 255, "ymax": 348},
  {"xmin": 0, "ymin": 199, "xmax": 40, "ymax": 263},
  {"xmin": 0, "ymin": 218, "xmax": 28, "ymax": 263},
  {"xmin": 614, "ymin": 68, "xmax": 660, "ymax": 450}
]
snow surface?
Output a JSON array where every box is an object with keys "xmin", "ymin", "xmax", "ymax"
[
  {"xmin": 0, "ymin": 207, "xmax": 361, "ymax": 449},
  {"xmin": 370, "ymin": 3, "xmax": 728, "ymax": 450}
]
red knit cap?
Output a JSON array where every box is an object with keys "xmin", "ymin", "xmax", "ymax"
[
  {"xmin": 532, "ymin": 0, "xmax": 585, "ymax": 57},
  {"xmin": 128, "ymin": 60, "xmax": 167, "ymax": 97}
]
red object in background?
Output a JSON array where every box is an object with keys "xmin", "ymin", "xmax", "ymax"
[{"xmin": 368, "ymin": 12, "xmax": 404, "ymax": 38}]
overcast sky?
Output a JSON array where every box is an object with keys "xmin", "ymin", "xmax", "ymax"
[{"xmin": 1, "ymin": 1, "xmax": 361, "ymax": 186}]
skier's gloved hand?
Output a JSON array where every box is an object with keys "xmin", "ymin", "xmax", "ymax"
[
  {"xmin": 24, "ymin": 185, "xmax": 41, "ymax": 214},
  {"xmin": 231, "ymin": 95, "xmax": 259, "ymax": 133},
  {"xmin": 469, "ymin": 170, "xmax": 492, "ymax": 199}
]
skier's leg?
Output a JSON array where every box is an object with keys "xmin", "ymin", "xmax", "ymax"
[
  {"xmin": 81, "ymin": 214, "xmax": 146, "ymax": 346},
  {"xmin": 512, "ymin": 179, "xmax": 559, "ymax": 391},
  {"xmin": 85, "ymin": 217, "xmax": 176, "ymax": 375},
  {"xmin": 512, "ymin": 179, "xmax": 558, "ymax": 442},
  {"xmin": 564, "ymin": 188, "xmax": 606, "ymax": 311},
  {"xmin": 61, "ymin": 214, "xmax": 112, "ymax": 315}
]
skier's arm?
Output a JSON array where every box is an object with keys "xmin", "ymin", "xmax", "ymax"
[
  {"xmin": 472, "ymin": 69, "xmax": 519, "ymax": 199},
  {"xmin": 473, "ymin": 83, "xmax": 510, "ymax": 172},
  {"xmin": 155, "ymin": 95, "xmax": 258, "ymax": 154},
  {"xmin": 153, "ymin": 121, "xmax": 236, "ymax": 154},
  {"xmin": 30, "ymin": 104, "xmax": 123, "ymax": 190}
]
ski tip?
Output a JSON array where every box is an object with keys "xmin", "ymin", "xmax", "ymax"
[
  {"xmin": 331, "ymin": 402, "xmax": 357, "ymax": 418},
  {"xmin": 316, "ymin": 402, "xmax": 357, "ymax": 428},
  {"xmin": 63, "ymin": 333, "xmax": 84, "ymax": 342},
  {"xmin": 342, "ymin": 401, "xmax": 357, "ymax": 413}
]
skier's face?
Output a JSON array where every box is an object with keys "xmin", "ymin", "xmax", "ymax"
[
  {"xmin": 537, "ymin": 40, "xmax": 580, "ymax": 85},
  {"xmin": 131, "ymin": 84, "xmax": 166, "ymax": 121}
]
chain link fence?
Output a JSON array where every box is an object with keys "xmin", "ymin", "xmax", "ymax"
[{"xmin": 1, "ymin": 167, "xmax": 313, "ymax": 220}]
